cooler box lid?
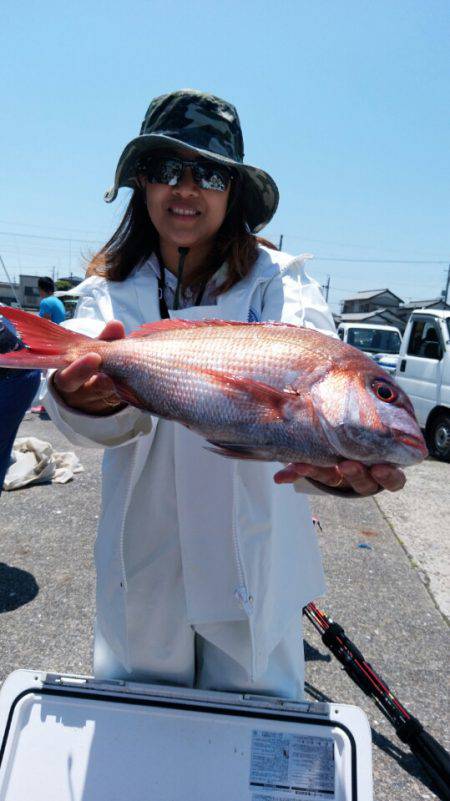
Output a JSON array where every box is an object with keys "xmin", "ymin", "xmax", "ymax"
[{"xmin": 0, "ymin": 670, "xmax": 373, "ymax": 801}]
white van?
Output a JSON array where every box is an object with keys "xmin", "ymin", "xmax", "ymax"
[
  {"xmin": 395, "ymin": 309, "xmax": 450, "ymax": 461},
  {"xmin": 337, "ymin": 323, "xmax": 402, "ymax": 373}
]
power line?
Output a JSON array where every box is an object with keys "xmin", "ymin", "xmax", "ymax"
[
  {"xmin": 313, "ymin": 256, "xmax": 446, "ymax": 264},
  {"xmin": 267, "ymin": 230, "xmax": 450, "ymax": 259},
  {"xmin": 2, "ymin": 219, "xmax": 447, "ymax": 261},
  {"xmin": 1, "ymin": 229, "xmax": 447, "ymax": 264},
  {"xmin": 322, "ymin": 283, "xmax": 442, "ymax": 294},
  {"xmin": 0, "ymin": 219, "xmax": 111, "ymax": 236},
  {"xmin": 0, "ymin": 230, "xmax": 102, "ymax": 245}
]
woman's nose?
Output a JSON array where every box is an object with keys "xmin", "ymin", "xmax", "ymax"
[{"xmin": 174, "ymin": 167, "xmax": 198, "ymax": 194}]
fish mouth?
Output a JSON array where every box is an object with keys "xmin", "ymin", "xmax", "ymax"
[{"xmin": 392, "ymin": 429, "xmax": 428, "ymax": 457}]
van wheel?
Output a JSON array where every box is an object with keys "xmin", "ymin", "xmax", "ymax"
[{"xmin": 427, "ymin": 413, "xmax": 450, "ymax": 462}]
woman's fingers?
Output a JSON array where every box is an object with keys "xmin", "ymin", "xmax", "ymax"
[
  {"xmin": 369, "ymin": 463, "xmax": 406, "ymax": 492},
  {"xmin": 54, "ymin": 319, "xmax": 126, "ymax": 393},
  {"xmin": 52, "ymin": 320, "xmax": 126, "ymax": 413},
  {"xmin": 273, "ymin": 463, "xmax": 343, "ymax": 486},
  {"xmin": 273, "ymin": 459, "xmax": 407, "ymax": 496},
  {"xmin": 338, "ymin": 461, "xmax": 380, "ymax": 495},
  {"xmin": 97, "ymin": 320, "xmax": 126, "ymax": 341},
  {"xmin": 54, "ymin": 353, "xmax": 103, "ymax": 394}
]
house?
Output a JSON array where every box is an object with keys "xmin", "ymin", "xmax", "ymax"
[
  {"xmin": 397, "ymin": 297, "xmax": 450, "ymax": 325},
  {"xmin": 19, "ymin": 275, "xmax": 41, "ymax": 309},
  {"xmin": 341, "ymin": 289, "xmax": 403, "ymax": 315},
  {"xmin": 337, "ymin": 288, "xmax": 450, "ymax": 333},
  {"xmin": 0, "ymin": 281, "xmax": 19, "ymax": 306},
  {"xmin": 339, "ymin": 308, "xmax": 405, "ymax": 329},
  {"xmin": 339, "ymin": 289, "xmax": 405, "ymax": 330}
]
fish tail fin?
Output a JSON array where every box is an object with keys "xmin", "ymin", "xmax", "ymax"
[{"xmin": 0, "ymin": 306, "xmax": 90, "ymax": 369}]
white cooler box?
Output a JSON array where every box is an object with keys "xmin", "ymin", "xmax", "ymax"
[{"xmin": 0, "ymin": 670, "xmax": 373, "ymax": 800}]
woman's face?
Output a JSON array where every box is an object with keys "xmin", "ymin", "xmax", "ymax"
[{"xmin": 141, "ymin": 149, "xmax": 231, "ymax": 254}]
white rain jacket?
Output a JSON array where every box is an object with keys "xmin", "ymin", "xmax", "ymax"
[{"xmin": 44, "ymin": 246, "xmax": 336, "ymax": 680}]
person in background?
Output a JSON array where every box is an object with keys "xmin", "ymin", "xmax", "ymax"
[
  {"xmin": 38, "ymin": 277, "xmax": 66, "ymax": 323},
  {"xmin": 0, "ymin": 318, "xmax": 41, "ymax": 494}
]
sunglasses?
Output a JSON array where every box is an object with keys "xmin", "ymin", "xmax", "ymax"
[{"xmin": 139, "ymin": 156, "xmax": 234, "ymax": 192}]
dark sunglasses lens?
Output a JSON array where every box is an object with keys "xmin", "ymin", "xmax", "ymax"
[
  {"xmin": 146, "ymin": 158, "xmax": 182, "ymax": 186},
  {"xmin": 193, "ymin": 162, "xmax": 231, "ymax": 191},
  {"xmin": 144, "ymin": 157, "xmax": 232, "ymax": 190}
]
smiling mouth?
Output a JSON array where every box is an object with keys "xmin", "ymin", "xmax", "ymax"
[{"xmin": 168, "ymin": 206, "xmax": 201, "ymax": 217}]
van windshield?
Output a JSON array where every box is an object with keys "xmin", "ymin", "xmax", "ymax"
[{"xmin": 347, "ymin": 328, "xmax": 402, "ymax": 354}]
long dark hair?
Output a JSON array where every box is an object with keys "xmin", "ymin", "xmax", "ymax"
[{"xmin": 86, "ymin": 180, "xmax": 264, "ymax": 294}]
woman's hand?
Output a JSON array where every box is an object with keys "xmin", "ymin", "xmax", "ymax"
[
  {"xmin": 52, "ymin": 320, "xmax": 127, "ymax": 415},
  {"xmin": 273, "ymin": 460, "xmax": 406, "ymax": 495}
]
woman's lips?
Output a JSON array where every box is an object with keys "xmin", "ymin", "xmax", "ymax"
[{"xmin": 168, "ymin": 206, "xmax": 201, "ymax": 217}]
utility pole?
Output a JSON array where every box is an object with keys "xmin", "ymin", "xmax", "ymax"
[
  {"xmin": 278, "ymin": 234, "xmax": 283, "ymax": 250},
  {"xmin": 0, "ymin": 254, "xmax": 22, "ymax": 308},
  {"xmin": 322, "ymin": 274, "xmax": 330, "ymax": 301},
  {"xmin": 442, "ymin": 264, "xmax": 450, "ymax": 306}
]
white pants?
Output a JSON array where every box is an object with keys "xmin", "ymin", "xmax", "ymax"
[
  {"xmin": 94, "ymin": 615, "xmax": 305, "ymax": 700},
  {"xmin": 94, "ymin": 421, "xmax": 305, "ymax": 700}
]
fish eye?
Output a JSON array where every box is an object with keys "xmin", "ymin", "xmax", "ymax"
[{"xmin": 371, "ymin": 379, "xmax": 398, "ymax": 403}]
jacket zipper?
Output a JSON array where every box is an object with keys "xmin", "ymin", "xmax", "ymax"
[
  {"xmin": 232, "ymin": 467, "xmax": 254, "ymax": 617},
  {"xmin": 231, "ymin": 280, "xmax": 266, "ymax": 618},
  {"xmin": 119, "ymin": 442, "xmax": 139, "ymax": 592}
]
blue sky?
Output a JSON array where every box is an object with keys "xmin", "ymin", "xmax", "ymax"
[{"xmin": 1, "ymin": 0, "xmax": 449, "ymax": 311}]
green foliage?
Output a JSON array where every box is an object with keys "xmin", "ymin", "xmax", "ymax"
[{"xmin": 55, "ymin": 279, "xmax": 73, "ymax": 291}]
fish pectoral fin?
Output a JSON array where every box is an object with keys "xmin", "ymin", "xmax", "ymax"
[
  {"xmin": 199, "ymin": 368, "xmax": 297, "ymax": 422},
  {"xmin": 205, "ymin": 441, "xmax": 272, "ymax": 461},
  {"xmin": 287, "ymin": 364, "xmax": 331, "ymax": 394}
]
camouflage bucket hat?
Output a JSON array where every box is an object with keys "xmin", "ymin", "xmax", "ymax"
[{"xmin": 104, "ymin": 89, "xmax": 279, "ymax": 233}]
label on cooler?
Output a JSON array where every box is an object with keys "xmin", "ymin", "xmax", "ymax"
[{"xmin": 250, "ymin": 730, "xmax": 335, "ymax": 799}]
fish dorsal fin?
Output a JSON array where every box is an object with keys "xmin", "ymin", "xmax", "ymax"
[
  {"xmin": 128, "ymin": 318, "xmax": 246, "ymax": 339},
  {"xmin": 127, "ymin": 319, "xmax": 301, "ymax": 339}
]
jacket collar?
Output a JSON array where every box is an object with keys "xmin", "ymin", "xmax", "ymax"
[{"xmin": 75, "ymin": 246, "xmax": 313, "ymax": 326}]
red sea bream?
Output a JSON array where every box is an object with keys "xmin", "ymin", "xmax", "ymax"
[{"xmin": 0, "ymin": 306, "xmax": 427, "ymax": 467}]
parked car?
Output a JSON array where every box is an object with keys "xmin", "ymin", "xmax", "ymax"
[
  {"xmin": 337, "ymin": 323, "xmax": 402, "ymax": 374},
  {"xmin": 395, "ymin": 309, "xmax": 450, "ymax": 461}
]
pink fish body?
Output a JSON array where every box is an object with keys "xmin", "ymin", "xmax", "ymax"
[{"xmin": 0, "ymin": 306, "xmax": 427, "ymax": 467}]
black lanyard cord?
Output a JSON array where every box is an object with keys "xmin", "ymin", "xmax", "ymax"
[
  {"xmin": 157, "ymin": 247, "xmax": 210, "ymax": 318},
  {"xmin": 173, "ymin": 247, "xmax": 189, "ymax": 311}
]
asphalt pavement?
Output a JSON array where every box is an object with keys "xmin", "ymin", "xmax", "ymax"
[{"xmin": 0, "ymin": 413, "xmax": 448, "ymax": 800}]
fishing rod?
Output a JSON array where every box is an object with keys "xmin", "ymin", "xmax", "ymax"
[{"xmin": 303, "ymin": 602, "xmax": 450, "ymax": 800}]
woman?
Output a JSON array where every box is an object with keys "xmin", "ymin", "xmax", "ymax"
[{"xmin": 44, "ymin": 89, "xmax": 404, "ymax": 698}]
